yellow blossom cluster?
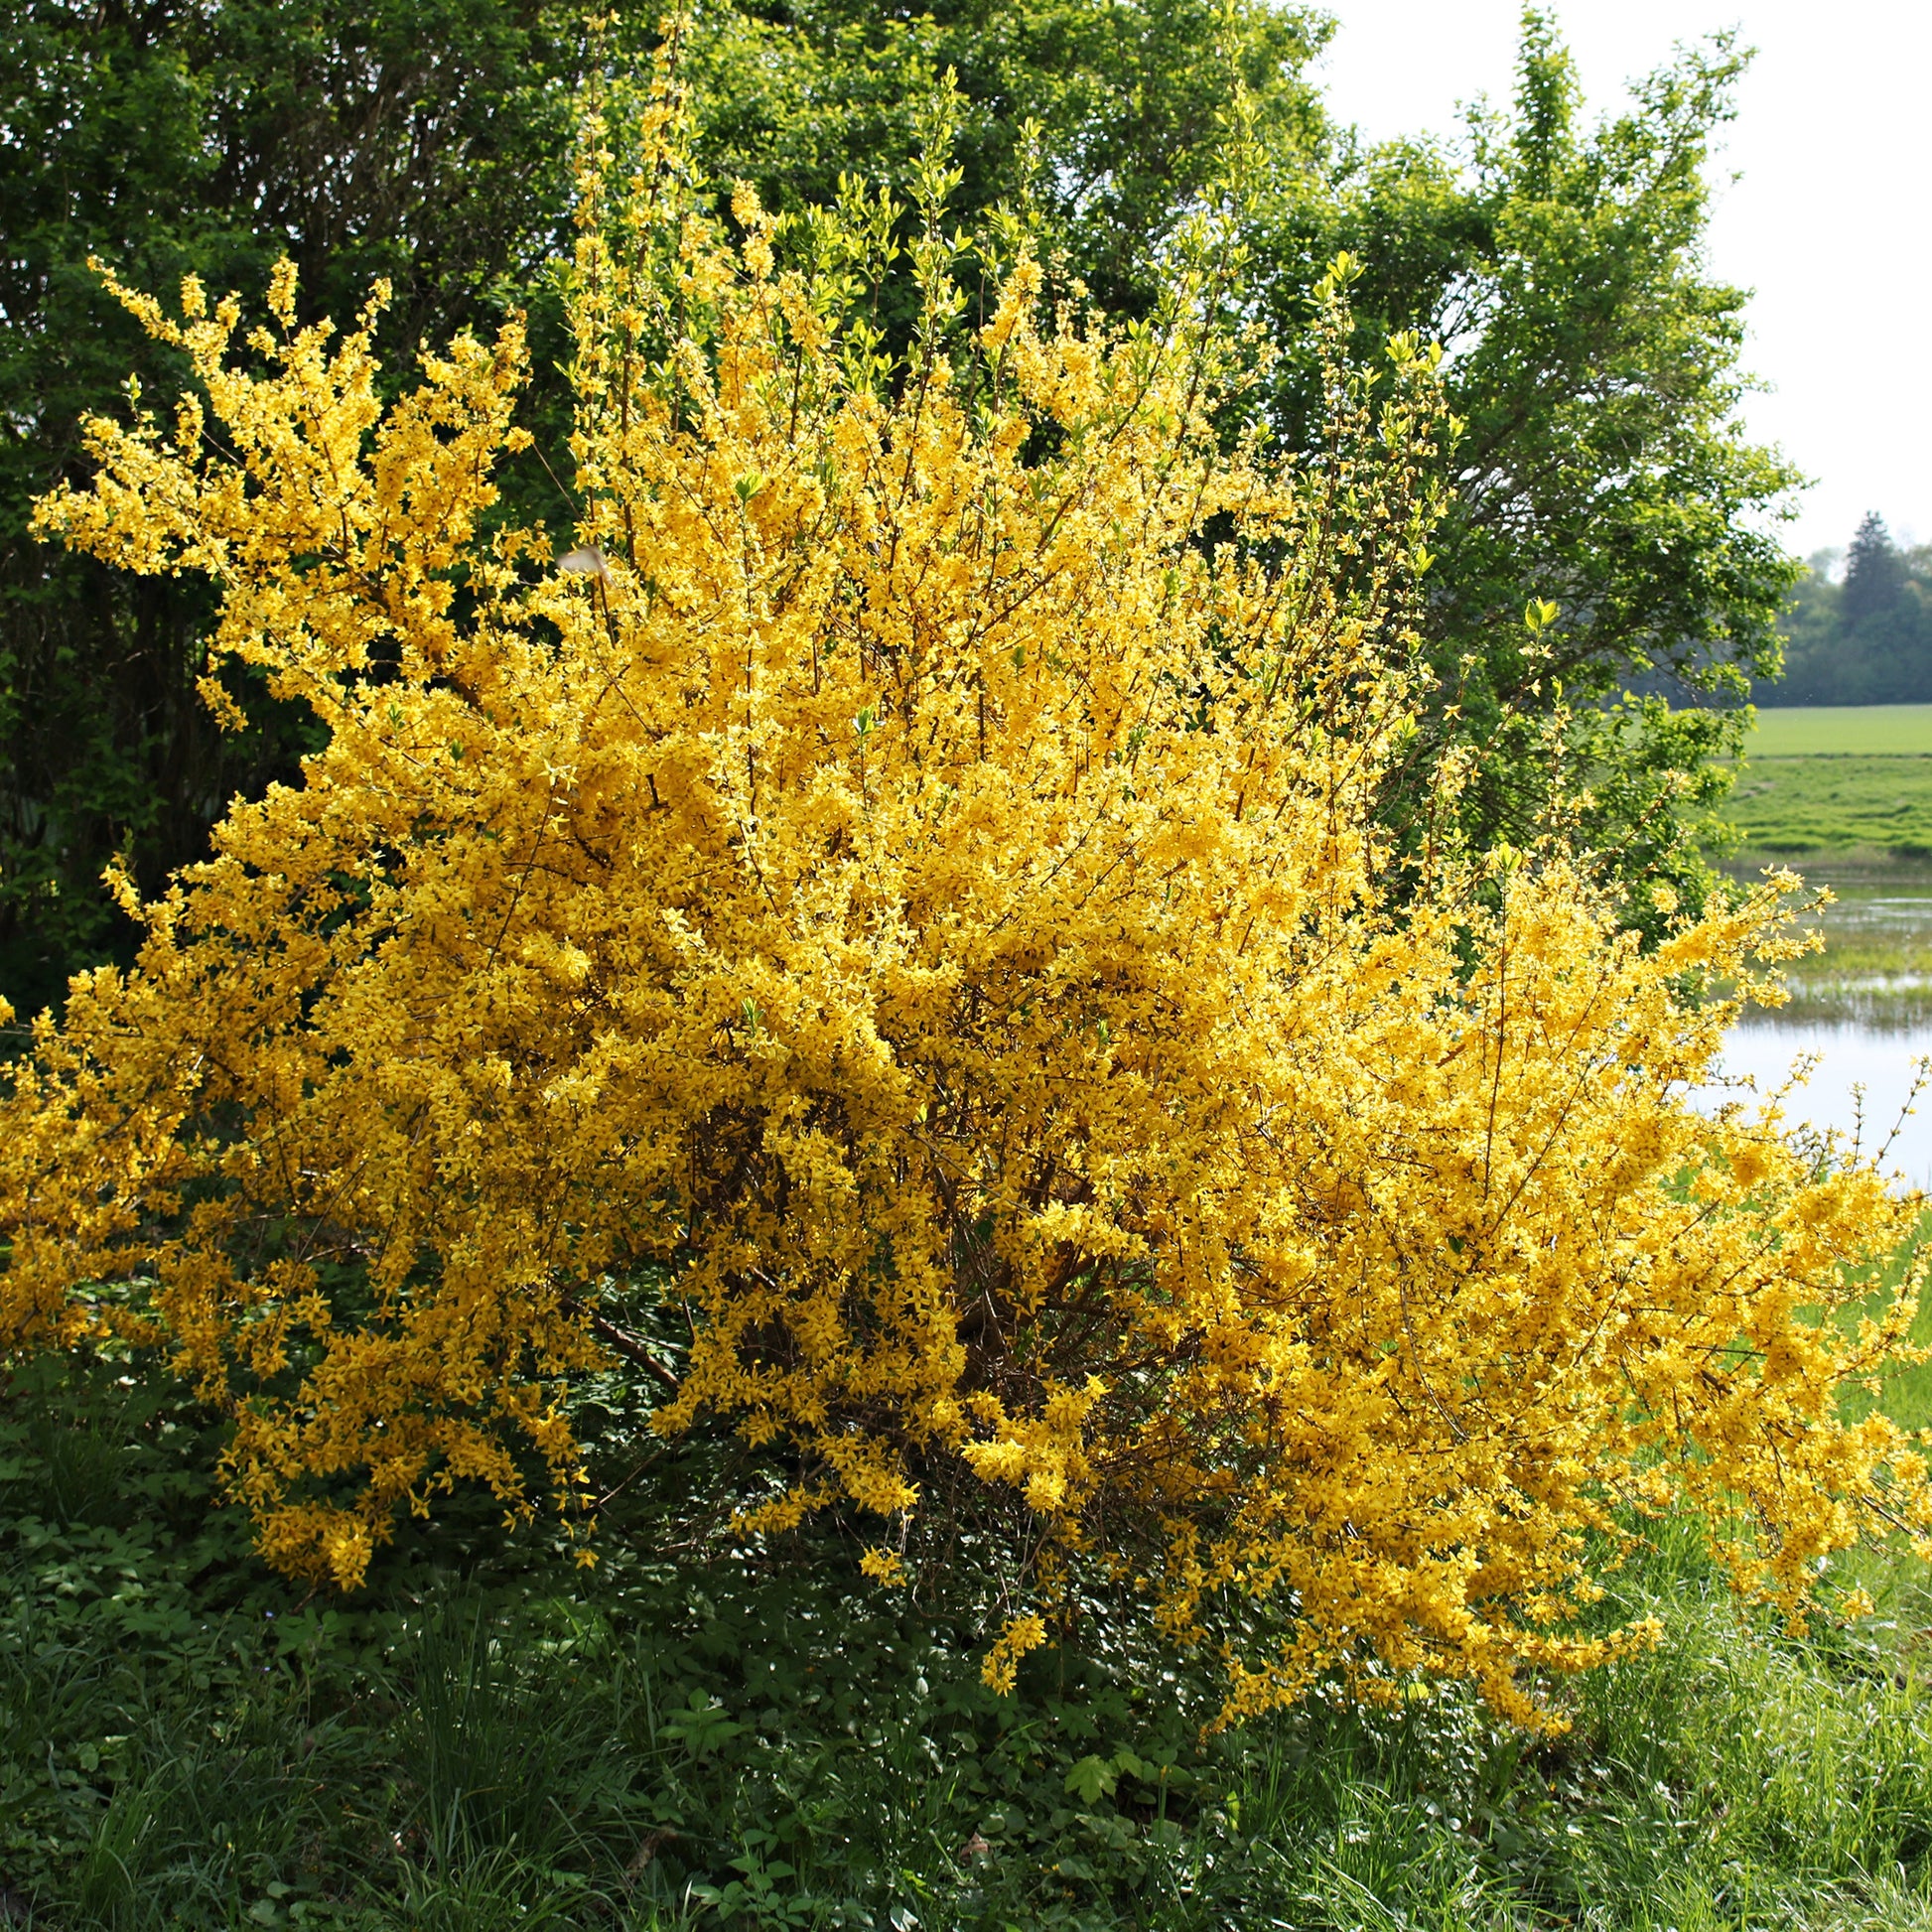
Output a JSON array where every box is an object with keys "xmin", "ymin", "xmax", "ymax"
[{"xmin": 5, "ymin": 64, "xmax": 1929, "ymax": 1725}]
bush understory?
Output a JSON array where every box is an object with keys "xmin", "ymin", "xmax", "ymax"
[{"xmin": 8, "ymin": 1353, "xmax": 1932, "ymax": 1932}]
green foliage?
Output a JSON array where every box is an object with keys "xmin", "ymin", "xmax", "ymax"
[
  {"xmin": 0, "ymin": 0, "xmax": 636, "ymax": 1015},
  {"xmin": 9, "ymin": 1349, "xmax": 1932, "ymax": 1929},
  {"xmin": 1247, "ymin": 13, "xmax": 1798, "ymax": 920},
  {"xmin": 686, "ymin": 0, "xmax": 1328, "ymax": 318},
  {"xmin": 1773, "ymin": 520, "xmax": 1932, "ymax": 707},
  {"xmin": 0, "ymin": 0, "xmax": 1809, "ymax": 1010}
]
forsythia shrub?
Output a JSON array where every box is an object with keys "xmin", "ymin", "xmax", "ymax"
[{"xmin": 5, "ymin": 57, "xmax": 1929, "ymax": 1725}]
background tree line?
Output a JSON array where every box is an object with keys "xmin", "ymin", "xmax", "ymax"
[
  {"xmin": 1, "ymin": 0, "xmax": 1796, "ymax": 1013},
  {"xmin": 1767, "ymin": 512, "xmax": 1932, "ymax": 707}
]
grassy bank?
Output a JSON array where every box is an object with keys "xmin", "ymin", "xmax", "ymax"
[
  {"xmin": 9, "ymin": 1323, "xmax": 1932, "ymax": 1931},
  {"xmin": 1724, "ymin": 759, "xmax": 1932, "ymax": 858},
  {"xmin": 1709, "ymin": 708, "xmax": 1932, "ymax": 1022},
  {"xmin": 1716, "ymin": 704, "xmax": 1932, "ymax": 867}
]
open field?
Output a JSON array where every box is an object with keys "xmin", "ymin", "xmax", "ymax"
[
  {"xmin": 1747, "ymin": 704, "xmax": 1932, "ymax": 756},
  {"xmin": 1723, "ymin": 756, "xmax": 1932, "ymax": 855},
  {"xmin": 1718, "ymin": 707, "xmax": 1932, "ymax": 874}
]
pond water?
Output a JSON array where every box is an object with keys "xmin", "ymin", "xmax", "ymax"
[
  {"xmin": 1708, "ymin": 882, "xmax": 1932, "ymax": 1192},
  {"xmin": 1714, "ymin": 1018, "xmax": 1932, "ymax": 1191}
]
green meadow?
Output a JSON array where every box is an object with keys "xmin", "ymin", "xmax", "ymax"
[
  {"xmin": 1725, "ymin": 757, "xmax": 1932, "ymax": 856},
  {"xmin": 1747, "ymin": 705, "xmax": 1932, "ymax": 758},
  {"xmin": 1725, "ymin": 707, "xmax": 1932, "ymax": 860}
]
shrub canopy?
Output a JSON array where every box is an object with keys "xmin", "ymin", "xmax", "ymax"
[{"xmin": 6, "ymin": 69, "xmax": 1927, "ymax": 1725}]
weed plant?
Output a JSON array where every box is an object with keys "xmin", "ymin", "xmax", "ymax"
[{"xmin": 6, "ymin": 1351, "xmax": 1932, "ymax": 1930}]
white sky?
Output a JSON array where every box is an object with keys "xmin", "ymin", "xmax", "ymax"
[{"xmin": 1314, "ymin": 1, "xmax": 1931, "ymax": 560}]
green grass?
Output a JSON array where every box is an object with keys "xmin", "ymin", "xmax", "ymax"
[
  {"xmin": 1723, "ymin": 756, "xmax": 1932, "ymax": 856},
  {"xmin": 1747, "ymin": 705, "xmax": 1932, "ymax": 757},
  {"xmin": 1838, "ymin": 1214, "xmax": 1932, "ymax": 1434},
  {"xmin": 10, "ymin": 1349, "xmax": 1932, "ymax": 1929},
  {"xmin": 1717, "ymin": 705, "xmax": 1932, "ymax": 870}
]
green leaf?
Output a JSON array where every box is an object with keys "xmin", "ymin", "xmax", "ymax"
[{"xmin": 1064, "ymin": 1753, "xmax": 1117, "ymax": 1803}]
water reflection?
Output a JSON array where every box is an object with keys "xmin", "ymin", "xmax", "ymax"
[
  {"xmin": 1712, "ymin": 1020, "xmax": 1932, "ymax": 1192},
  {"xmin": 1711, "ymin": 882, "xmax": 1932, "ymax": 1191}
]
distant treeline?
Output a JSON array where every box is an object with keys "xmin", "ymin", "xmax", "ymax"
[{"xmin": 1767, "ymin": 513, "xmax": 1932, "ymax": 707}]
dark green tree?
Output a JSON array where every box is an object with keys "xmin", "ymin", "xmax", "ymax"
[
  {"xmin": 1841, "ymin": 510, "xmax": 1906, "ymax": 627},
  {"xmin": 1243, "ymin": 12, "xmax": 1799, "ymax": 918},
  {"xmin": 1771, "ymin": 520, "xmax": 1932, "ymax": 705},
  {"xmin": 0, "ymin": 0, "xmax": 636, "ymax": 1014}
]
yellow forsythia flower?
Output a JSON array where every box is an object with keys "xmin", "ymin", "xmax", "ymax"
[
  {"xmin": 982, "ymin": 1614, "xmax": 1049, "ymax": 1696},
  {"xmin": 3, "ymin": 59, "xmax": 1926, "ymax": 1725}
]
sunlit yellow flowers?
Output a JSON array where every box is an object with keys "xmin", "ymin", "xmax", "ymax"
[{"xmin": 7, "ymin": 59, "xmax": 1928, "ymax": 1728}]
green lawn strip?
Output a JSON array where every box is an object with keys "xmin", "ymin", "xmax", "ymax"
[
  {"xmin": 8, "ymin": 1348, "xmax": 1932, "ymax": 1928},
  {"xmin": 1747, "ymin": 706, "xmax": 1932, "ymax": 757}
]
